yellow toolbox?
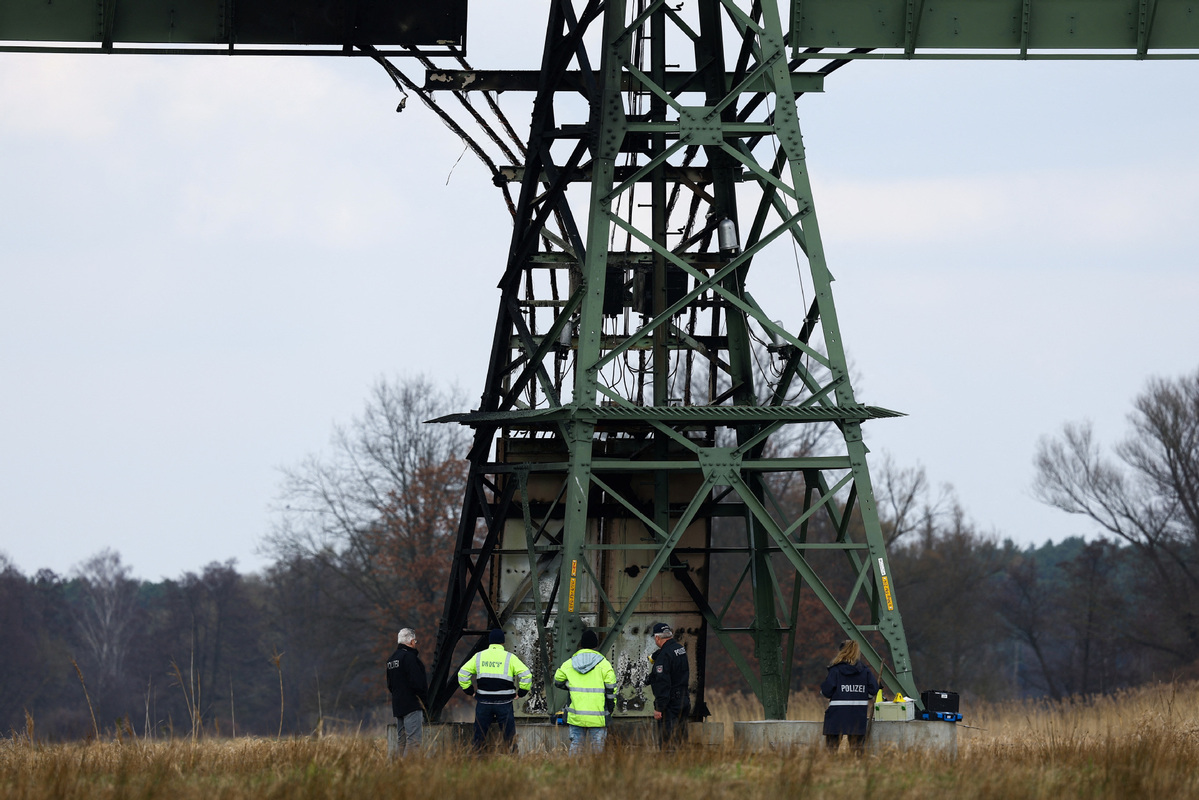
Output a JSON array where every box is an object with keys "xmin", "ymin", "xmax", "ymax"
[{"xmin": 874, "ymin": 700, "xmax": 915, "ymax": 721}]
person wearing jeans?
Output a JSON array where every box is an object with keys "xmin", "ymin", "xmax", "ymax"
[
  {"xmin": 458, "ymin": 628, "xmax": 533, "ymax": 752},
  {"xmin": 386, "ymin": 627, "xmax": 428, "ymax": 757},
  {"xmin": 553, "ymin": 630, "xmax": 617, "ymax": 755}
]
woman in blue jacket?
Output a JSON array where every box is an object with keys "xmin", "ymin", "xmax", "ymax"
[{"xmin": 820, "ymin": 639, "xmax": 878, "ymax": 752}]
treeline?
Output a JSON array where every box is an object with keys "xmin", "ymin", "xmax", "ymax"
[
  {"xmin": 2, "ymin": 368, "xmax": 1196, "ymax": 738},
  {"xmin": 0, "ymin": 530, "xmax": 1173, "ymax": 740},
  {"xmin": 895, "ymin": 520, "xmax": 1157, "ymax": 699},
  {"xmin": 0, "ymin": 551, "xmax": 399, "ymax": 740}
]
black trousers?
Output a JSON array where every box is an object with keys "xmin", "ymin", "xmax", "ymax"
[
  {"xmin": 473, "ymin": 702, "xmax": 516, "ymax": 750},
  {"xmin": 658, "ymin": 696, "xmax": 690, "ymax": 748}
]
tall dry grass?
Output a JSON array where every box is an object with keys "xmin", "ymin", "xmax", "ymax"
[
  {"xmin": 706, "ymin": 689, "xmax": 828, "ymax": 724},
  {"xmin": 4, "ymin": 682, "xmax": 1199, "ymax": 799}
]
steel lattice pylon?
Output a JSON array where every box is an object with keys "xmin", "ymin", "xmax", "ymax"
[{"xmin": 426, "ymin": 0, "xmax": 919, "ymax": 721}]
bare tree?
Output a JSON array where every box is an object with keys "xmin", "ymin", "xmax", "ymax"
[
  {"xmin": 1034, "ymin": 367, "xmax": 1199, "ymax": 659},
  {"xmin": 874, "ymin": 456, "xmax": 956, "ymax": 548},
  {"xmin": 266, "ymin": 375, "xmax": 469, "ymax": 633},
  {"xmin": 72, "ymin": 549, "xmax": 139, "ymax": 690}
]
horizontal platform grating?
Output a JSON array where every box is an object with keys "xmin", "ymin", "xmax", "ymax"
[{"xmin": 433, "ymin": 403, "xmax": 903, "ymax": 426}]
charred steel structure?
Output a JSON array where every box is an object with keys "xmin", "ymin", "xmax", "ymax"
[{"xmin": 424, "ymin": 0, "xmax": 915, "ymax": 722}]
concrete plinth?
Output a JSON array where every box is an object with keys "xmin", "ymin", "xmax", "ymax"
[
  {"xmin": 392, "ymin": 719, "xmax": 725, "ymax": 755},
  {"xmin": 733, "ymin": 720, "xmax": 824, "ymax": 752},
  {"xmin": 867, "ymin": 720, "xmax": 957, "ymax": 756},
  {"xmin": 512, "ymin": 719, "xmax": 725, "ymax": 752},
  {"xmin": 733, "ymin": 719, "xmax": 958, "ymax": 756},
  {"xmin": 687, "ymin": 721, "xmax": 725, "ymax": 747},
  {"xmin": 385, "ymin": 721, "xmax": 473, "ymax": 757},
  {"xmin": 425, "ymin": 722, "xmax": 473, "ymax": 754}
]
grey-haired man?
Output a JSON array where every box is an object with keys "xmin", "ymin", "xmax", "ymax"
[
  {"xmin": 647, "ymin": 622, "xmax": 690, "ymax": 748},
  {"xmin": 386, "ymin": 628, "xmax": 428, "ymax": 756}
]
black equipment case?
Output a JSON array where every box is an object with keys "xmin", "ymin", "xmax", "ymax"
[{"xmin": 921, "ymin": 690, "xmax": 959, "ymax": 714}]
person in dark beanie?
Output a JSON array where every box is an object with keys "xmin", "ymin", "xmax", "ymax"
[
  {"xmin": 646, "ymin": 622, "xmax": 691, "ymax": 748},
  {"xmin": 820, "ymin": 639, "xmax": 878, "ymax": 753},
  {"xmin": 554, "ymin": 629, "xmax": 617, "ymax": 754},
  {"xmin": 457, "ymin": 628, "xmax": 532, "ymax": 752},
  {"xmin": 386, "ymin": 627, "xmax": 428, "ymax": 757}
]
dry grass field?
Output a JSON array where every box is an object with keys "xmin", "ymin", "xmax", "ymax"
[{"xmin": 5, "ymin": 682, "xmax": 1199, "ymax": 799}]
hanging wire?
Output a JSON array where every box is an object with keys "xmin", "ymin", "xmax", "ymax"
[
  {"xmin": 403, "ymin": 45, "xmax": 521, "ymax": 166},
  {"xmin": 365, "ymin": 44, "xmax": 577, "ymax": 254},
  {"xmin": 451, "ymin": 53, "xmax": 528, "ymax": 159},
  {"xmin": 365, "ymin": 43, "xmax": 582, "ymax": 413},
  {"xmin": 363, "ymin": 46, "xmax": 518, "ymax": 220},
  {"xmin": 683, "ymin": 304, "xmax": 697, "ymax": 405}
]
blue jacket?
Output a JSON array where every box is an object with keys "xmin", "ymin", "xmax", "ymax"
[
  {"xmin": 647, "ymin": 638, "xmax": 690, "ymax": 714},
  {"xmin": 820, "ymin": 660, "xmax": 878, "ymax": 736}
]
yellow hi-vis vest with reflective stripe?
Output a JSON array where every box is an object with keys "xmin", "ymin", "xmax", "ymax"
[
  {"xmin": 553, "ymin": 649, "xmax": 617, "ymax": 727},
  {"xmin": 457, "ymin": 644, "xmax": 532, "ymax": 704}
]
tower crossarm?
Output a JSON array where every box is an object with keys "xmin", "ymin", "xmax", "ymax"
[
  {"xmin": 791, "ymin": 0, "xmax": 1199, "ymax": 58},
  {"xmin": 0, "ymin": 0, "xmax": 467, "ymax": 56}
]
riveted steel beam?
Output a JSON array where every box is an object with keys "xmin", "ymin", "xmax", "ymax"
[{"xmin": 424, "ymin": 69, "xmax": 825, "ymax": 93}]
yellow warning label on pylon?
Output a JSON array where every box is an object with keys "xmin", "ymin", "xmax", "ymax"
[
  {"xmin": 881, "ymin": 576, "xmax": 894, "ymax": 611},
  {"xmin": 568, "ymin": 560, "xmax": 578, "ymax": 612}
]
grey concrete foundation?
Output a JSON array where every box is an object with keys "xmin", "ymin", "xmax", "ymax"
[
  {"xmin": 687, "ymin": 721, "xmax": 726, "ymax": 747},
  {"xmin": 406, "ymin": 719, "xmax": 724, "ymax": 754},
  {"xmin": 867, "ymin": 720, "xmax": 957, "ymax": 756},
  {"xmin": 733, "ymin": 720, "xmax": 824, "ymax": 752},
  {"xmin": 386, "ymin": 721, "xmax": 431, "ymax": 758},
  {"xmin": 733, "ymin": 720, "xmax": 957, "ymax": 756},
  {"xmin": 423, "ymin": 722, "xmax": 473, "ymax": 755}
]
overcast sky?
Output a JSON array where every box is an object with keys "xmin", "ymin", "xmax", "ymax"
[{"xmin": 2, "ymin": 5, "xmax": 1197, "ymax": 581}]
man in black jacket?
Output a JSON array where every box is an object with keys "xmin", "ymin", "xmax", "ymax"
[
  {"xmin": 647, "ymin": 622, "xmax": 690, "ymax": 748},
  {"xmin": 386, "ymin": 627, "xmax": 428, "ymax": 757}
]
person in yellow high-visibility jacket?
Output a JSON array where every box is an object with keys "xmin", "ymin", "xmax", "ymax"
[
  {"xmin": 553, "ymin": 630, "xmax": 617, "ymax": 754},
  {"xmin": 458, "ymin": 629, "xmax": 532, "ymax": 751}
]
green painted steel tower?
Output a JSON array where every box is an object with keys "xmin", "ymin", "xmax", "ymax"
[{"xmin": 426, "ymin": 0, "xmax": 915, "ymax": 720}]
